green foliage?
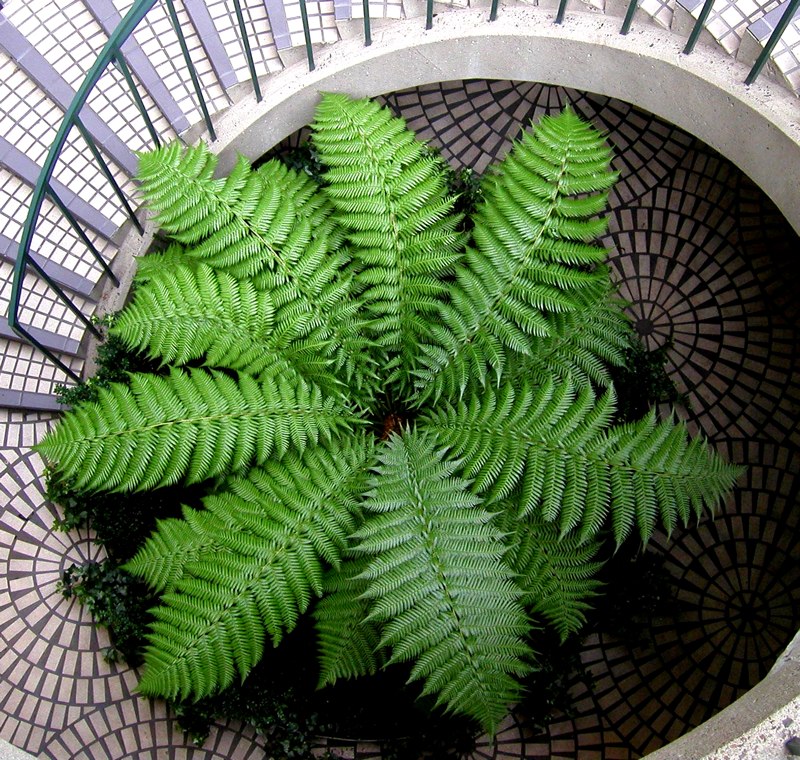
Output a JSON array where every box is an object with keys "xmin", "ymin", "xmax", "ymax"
[
  {"xmin": 39, "ymin": 368, "xmax": 352, "ymax": 492},
  {"xmin": 59, "ymin": 561, "xmax": 154, "ymax": 665},
  {"xmin": 410, "ymin": 107, "xmax": 620, "ymax": 404},
  {"xmin": 46, "ymin": 467, "xmax": 196, "ymax": 560},
  {"xmin": 610, "ymin": 339, "xmax": 686, "ymax": 422},
  {"xmin": 352, "ymin": 430, "xmax": 532, "ymax": 734},
  {"xmin": 55, "ymin": 316, "xmax": 160, "ymax": 407},
  {"xmin": 312, "ymin": 93, "xmax": 465, "ymax": 379},
  {"xmin": 38, "ymin": 95, "xmax": 743, "ymax": 737}
]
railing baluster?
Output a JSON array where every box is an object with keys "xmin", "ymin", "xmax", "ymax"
[
  {"xmin": 112, "ymin": 51, "xmax": 162, "ymax": 148},
  {"xmin": 164, "ymin": 0, "xmax": 217, "ymax": 140},
  {"xmin": 74, "ymin": 117, "xmax": 143, "ymax": 235},
  {"xmin": 746, "ymin": 0, "xmax": 800, "ymax": 83},
  {"xmin": 684, "ymin": 0, "xmax": 717, "ymax": 53},
  {"xmin": 231, "ymin": 0, "xmax": 263, "ymax": 102},
  {"xmin": 363, "ymin": 0, "xmax": 372, "ymax": 46},
  {"xmin": 47, "ymin": 188, "xmax": 121, "ymax": 287},
  {"xmin": 298, "ymin": 0, "xmax": 316, "ymax": 70},
  {"xmin": 11, "ymin": 324, "xmax": 83, "ymax": 383},
  {"xmin": 10, "ymin": 0, "xmax": 159, "ymax": 380},
  {"xmin": 555, "ymin": 0, "xmax": 569, "ymax": 24},
  {"xmin": 620, "ymin": 0, "xmax": 639, "ymax": 34},
  {"xmin": 426, "ymin": 0, "xmax": 434, "ymax": 30},
  {"xmin": 25, "ymin": 256, "xmax": 103, "ymax": 339},
  {"xmin": 490, "ymin": 0, "xmax": 500, "ymax": 21}
]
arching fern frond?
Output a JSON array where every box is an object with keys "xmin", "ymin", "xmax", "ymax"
[
  {"xmin": 112, "ymin": 263, "xmax": 342, "ymax": 394},
  {"xmin": 312, "ymin": 93, "xmax": 464, "ymax": 381},
  {"xmin": 410, "ymin": 107, "xmax": 618, "ymax": 404},
  {"xmin": 497, "ymin": 508, "xmax": 604, "ymax": 641},
  {"xmin": 132, "ymin": 434, "xmax": 374, "ymax": 701},
  {"xmin": 314, "ymin": 557, "xmax": 385, "ymax": 687},
  {"xmin": 122, "ymin": 507, "xmax": 227, "ymax": 594},
  {"xmin": 508, "ymin": 279, "xmax": 634, "ymax": 389},
  {"xmin": 354, "ymin": 430, "xmax": 531, "ymax": 735},
  {"xmin": 37, "ymin": 368, "xmax": 351, "ymax": 493},
  {"xmin": 136, "ymin": 143, "xmax": 375, "ymax": 393},
  {"xmin": 133, "ymin": 242, "xmax": 194, "ymax": 285},
  {"xmin": 420, "ymin": 377, "xmax": 743, "ymax": 544}
]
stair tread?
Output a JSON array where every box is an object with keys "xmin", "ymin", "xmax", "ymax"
[{"xmin": 0, "ymin": 318, "xmax": 83, "ymax": 357}]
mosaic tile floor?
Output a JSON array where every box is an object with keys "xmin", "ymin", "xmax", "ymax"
[{"xmin": 1, "ymin": 80, "xmax": 799, "ymax": 759}]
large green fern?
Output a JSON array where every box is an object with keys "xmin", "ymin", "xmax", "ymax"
[{"xmin": 38, "ymin": 95, "xmax": 743, "ymax": 736}]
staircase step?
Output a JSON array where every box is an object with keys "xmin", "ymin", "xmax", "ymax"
[
  {"xmin": 0, "ymin": 388, "xmax": 65, "ymax": 411},
  {"xmin": 0, "ymin": 235, "xmax": 100, "ymax": 301},
  {"xmin": 0, "ymin": 319, "xmax": 83, "ymax": 358},
  {"xmin": 739, "ymin": 0, "xmax": 800, "ymax": 91},
  {"xmin": 674, "ymin": 0, "xmax": 782, "ymax": 54},
  {"xmin": 0, "ymin": 336, "xmax": 83, "ymax": 410},
  {"xmin": 638, "ymin": 0, "xmax": 677, "ymax": 29}
]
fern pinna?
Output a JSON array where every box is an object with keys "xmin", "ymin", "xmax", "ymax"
[{"xmin": 38, "ymin": 94, "xmax": 743, "ymax": 736}]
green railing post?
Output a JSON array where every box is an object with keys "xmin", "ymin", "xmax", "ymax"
[
  {"xmin": 363, "ymin": 0, "xmax": 373, "ymax": 46},
  {"xmin": 426, "ymin": 0, "xmax": 434, "ymax": 30},
  {"xmin": 298, "ymin": 0, "xmax": 316, "ymax": 70},
  {"xmin": 12, "ymin": 324, "xmax": 82, "ymax": 383},
  {"xmin": 746, "ymin": 0, "xmax": 800, "ymax": 83},
  {"xmin": 112, "ymin": 52, "xmax": 162, "ymax": 148},
  {"xmin": 47, "ymin": 188, "xmax": 120, "ymax": 287},
  {"xmin": 232, "ymin": 0, "xmax": 263, "ymax": 101},
  {"xmin": 74, "ymin": 118, "xmax": 143, "ymax": 235},
  {"xmin": 620, "ymin": 0, "xmax": 639, "ymax": 34},
  {"xmin": 164, "ymin": 0, "xmax": 217, "ymax": 140},
  {"xmin": 26, "ymin": 257, "xmax": 103, "ymax": 339},
  {"xmin": 489, "ymin": 0, "xmax": 500, "ymax": 21},
  {"xmin": 684, "ymin": 0, "xmax": 717, "ymax": 53},
  {"xmin": 555, "ymin": 0, "xmax": 569, "ymax": 24}
]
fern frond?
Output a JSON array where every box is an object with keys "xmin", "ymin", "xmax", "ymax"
[
  {"xmin": 420, "ymin": 377, "xmax": 743, "ymax": 544},
  {"xmin": 122, "ymin": 507, "xmax": 227, "ymax": 593},
  {"xmin": 137, "ymin": 143, "xmax": 377, "ymax": 395},
  {"xmin": 133, "ymin": 243, "xmax": 194, "ymax": 285},
  {"xmin": 36, "ymin": 368, "xmax": 352, "ymax": 492},
  {"xmin": 314, "ymin": 557, "xmax": 385, "ymax": 687},
  {"xmin": 508, "ymin": 279, "xmax": 634, "ymax": 388},
  {"xmin": 312, "ymin": 93, "xmax": 464, "ymax": 381},
  {"xmin": 132, "ymin": 434, "xmax": 374, "ymax": 700},
  {"xmin": 354, "ymin": 430, "xmax": 531, "ymax": 735},
  {"xmin": 497, "ymin": 508, "xmax": 604, "ymax": 641},
  {"xmin": 410, "ymin": 107, "xmax": 618, "ymax": 404},
  {"xmin": 112, "ymin": 263, "xmax": 342, "ymax": 394}
]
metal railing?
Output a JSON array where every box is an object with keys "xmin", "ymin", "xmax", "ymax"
[{"xmin": 6, "ymin": 0, "xmax": 799, "ymax": 385}]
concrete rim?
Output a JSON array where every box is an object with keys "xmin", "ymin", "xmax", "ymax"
[{"xmin": 210, "ymin": 7, "xmax": 800, "ymax": 237}]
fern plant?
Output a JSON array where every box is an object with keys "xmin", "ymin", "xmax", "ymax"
[{"xmin": 38, "ymin": 94, "xmax": 742, "ymax": 736}]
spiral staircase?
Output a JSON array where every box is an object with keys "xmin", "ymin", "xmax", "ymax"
[{"xmin": 1, "ymin": 0, "xmax": 799, "ymax": 758}]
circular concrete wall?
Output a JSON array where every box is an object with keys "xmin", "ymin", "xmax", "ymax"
[{"xmin": 212, "ymin": 7, "xmax": 800, "ymax": 237}]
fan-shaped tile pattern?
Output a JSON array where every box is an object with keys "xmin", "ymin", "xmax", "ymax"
[
  {"xmin": 379, "ymin": 81, "xmax": 693, "ymax": 202},
  {"xmin": 40, "ymin": 702, "xmax": 266, "ymax": 759},
  {"xmin": 605, "ymin": 146, "xmax": 800, "ymax": 444}
]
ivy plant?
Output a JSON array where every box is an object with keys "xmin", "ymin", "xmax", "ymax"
[{"xmin": 38, "ymin": 94, "xmax": 742, "ymax": 735}]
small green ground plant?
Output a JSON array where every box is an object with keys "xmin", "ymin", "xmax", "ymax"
[{"xmin": 39, "ymin": 94, "xmax": 741, "ymax": 736}]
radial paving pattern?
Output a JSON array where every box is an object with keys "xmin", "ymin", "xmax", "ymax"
[{"xmin": 1, "ymin": 81, "xmax": 799, "ymax": 759}]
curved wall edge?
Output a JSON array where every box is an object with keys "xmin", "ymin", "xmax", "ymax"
[{"xmin": 210, "ymin": 7, "xmax": 800, "ymax": 235}]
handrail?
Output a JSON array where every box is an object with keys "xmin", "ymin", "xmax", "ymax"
[
  {"xmin": 5, "ymin": 0, "xmax": 797, "ymax": 386},
  {"xmin": 8, "ymin": 0, "xmax": 158, "ymax": 381}
]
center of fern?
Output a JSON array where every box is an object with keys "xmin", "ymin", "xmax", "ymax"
[{"xmin": 380, "ymin": 412, "xmax": 407, "ymax": 441}]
